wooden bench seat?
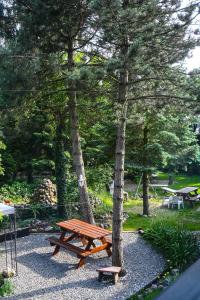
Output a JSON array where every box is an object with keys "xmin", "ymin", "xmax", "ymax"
[
  {"xmin": 47, "ymin": 236, "xmax": 111, "ymax": 258},
  {"xmin": 97, "ymin": 266, "xmax": 121, "ymax": 284},
  {"xmin": 104, "ymin": 236, "xmax": 112, "ymax": 245},
  {"xmin": 47, "ymin": 237, "xmax": 90, "ymax": 257}
]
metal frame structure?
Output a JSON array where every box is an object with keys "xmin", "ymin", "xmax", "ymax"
[{"xmin": 0, "ymin": 203, "xmax": 17, "ymax": 275}]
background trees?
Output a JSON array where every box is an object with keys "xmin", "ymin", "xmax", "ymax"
[
  {"xmin": 126, "ymin": 106, "xmax": 200, "ymax": 215},
  {"xmin": 92, "ymin": 0, "xmax": 199, "ymax": 269},
  {"xmin": 0, "ymin": 0, "xmax": 200, "ymax": 271}
]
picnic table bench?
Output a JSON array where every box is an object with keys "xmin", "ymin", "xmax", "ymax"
[
  {"xmin": 176, "ymin": 187, "xmax": 200, "ymax": 207},
  {"xmin": 47, "ymin": 219, "xmax": 112, "ymax": 268}
]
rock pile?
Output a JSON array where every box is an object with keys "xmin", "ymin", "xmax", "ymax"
[
  {"xmin": 31, "ymin": 179, "xmax": 57, "ymax": 205},
  {"xmin": 89, "ymin": 193, "xmax": 103, "ymax": 210}
]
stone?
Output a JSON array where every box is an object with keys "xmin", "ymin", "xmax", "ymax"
[
  {"xmin": 45, "ymin": 226, "xmax": 53, "ymax": 232},
  {"xmin": 89, "ymin": 193, "xmax": 103, "ymax": 211},
  {"xmin": 162, "ymin": 279, "xmax": 170, "ymax": 287},
  {"xmin": 2, "ymin": 269, "xmax": 15, "ymax": 278},
  {"xmin": 151, "ymin": 284, "xmax": 158, "ymax": 289},
  {"xmin": 31, "ymin": 178, "xmax": 57, "ymax": 206},
  {"xmin": 171, "ymin": 268, "xmax": 179, "ymax": 276},
  {"xmin": 158, "ymin": 285, "xmax": 163, "ymax": 289},
  {"xmin": 104, "ymin": 223, "xmax": 110, "ymax": 229}
]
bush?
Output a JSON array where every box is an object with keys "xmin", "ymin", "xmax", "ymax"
[
  {"xmin": 143, "ymin": 219, "xmax": 200, "ymax": 270},
  {"xmin": 66, "ymin": 174, "xmax": 79, "ymax": 203},
  {"xmin": 0, "ymin": 279, "xmax": 13, "ymax": 297},
  {"xmin": 0, "ymin": 181, "xmax": 38, "ymax": 203},
  {"xmin": 86, "ymin": 164, "xmax": 113, "ymax": 193}
]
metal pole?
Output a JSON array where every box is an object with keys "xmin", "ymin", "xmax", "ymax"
[
  {"xmin": 4, "ymin": 225, "xmax": 8, "ymax": 271},
  {"xmin": 13, "ymin": 213, "xmax": 18, "ymax": 275}
]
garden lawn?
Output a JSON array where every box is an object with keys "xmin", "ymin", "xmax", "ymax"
[
  {"xmin": 158, "ymin": 172, "xmax": 200, "ymax": 191},
  {"xmin": 123, "ymin": 207, "xmax": 200, "ymax": 231},
  {"xmin": 98, "ymin": 190, "xmax": 200, "ymax": 232}
]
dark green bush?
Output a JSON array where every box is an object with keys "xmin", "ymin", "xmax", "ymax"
[
  {"xmin": 0, "ymin": 279, "xmax": 13, "ymax": 297},
  {"xmin": 0, "ymin": 181, "xmax": 38, "ymax": 203},
  {"xmin": 65, "ymin": 174, "xmax": 79, "ymax": 203},
  {"xmin": 86, "ymin": 164, "xmax": 113, "ymax": 193},
  {"xmin": 143, "ymin": 220, "xmax": 200, "ymax": 270}
]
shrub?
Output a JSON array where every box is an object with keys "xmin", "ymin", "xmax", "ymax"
[
  {"xmin": 143, "ymin": 219, "xmax": 200, "ymax": 270},
  {"xmin": 66, "ymin": 174, "xmax": 79, "ymax": 203},
  {"xmin": 86, "ymin": 164, "xmax": 113, "ymax": 193},
  {"xmin": 0, "ymin": 181, "xmax": 38, "ymax": 203},
  {"xmin": 0, "ymin": 279, "xmax": 14, "ymax": 297}
]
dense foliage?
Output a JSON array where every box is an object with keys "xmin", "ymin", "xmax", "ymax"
[
  {"xmin": 0, "ymin": 0, "xmax": 200, "ymax": 268},
  {"xmin": 143, "ymin": 220, "xmax": 200, "ymax": 270}
]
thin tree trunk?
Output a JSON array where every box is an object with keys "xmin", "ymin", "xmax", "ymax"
[
  {"xmin": 112, "ymin": 44, "xmax": 128, "ymax": 273},
  {"xmin": 112, "ymin": 103, "xmax": 128, "ymax": 271},
  {"xmin": 55, "ymin": 113, "xmax": 67, "ymax": 217},
  {"xmin": 26, "ymin": 163, "xmax": 33, "ymax": 184},
  {"xmin": 67, "ymin": 40, "xmax": 94, "ymax": 224},
  {"xmin": 142, "ymin": 170, "xmax": 149, "ymax": 215},
  {"xmin": 142, "ymin": 125, "xmax": 150, "ymax": 216}
]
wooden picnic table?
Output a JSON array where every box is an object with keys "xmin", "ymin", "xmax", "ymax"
[
  {"xmin": 176, "ymin": 186, "xmax": 199, "ymax": 195},
  {"xmin": 176, "ymin": 186, "xmax": 199, "ymax": 200},
  {"xmin": 176, "ymin": 186, "xmax": 200, "ymax": 207},
  {"xmin": 47, "ymin": 219, "xmax": 112, "ymax": 268}
]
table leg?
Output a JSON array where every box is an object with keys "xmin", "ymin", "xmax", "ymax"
[
  {"xmin": 81, "ymin": 237, "xmax": 96, "ymax": 248},
  {"xmin": 101, "ymin": 237, "xmax": 112, "ymax": 257},
  {"xmin": 77, "ymin": 240, "xmax": 93, "ymax": 268},
  {"xmin": 53, "ymin": 231, "xmax": 66, "ymax": 256},
  {"xmin": 81, "ymin": 237, "xmax": 88, "ymax": 246},
  {"xmin": 52, "ymin": 232, "xmax": 77, "ymax": 256}
]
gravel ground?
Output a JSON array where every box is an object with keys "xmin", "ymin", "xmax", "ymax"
[{"xmin": 0, "ymin": 233, "xmax": 165, "ymax": 300}]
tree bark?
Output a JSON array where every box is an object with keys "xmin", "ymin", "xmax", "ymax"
[
  {"xmin": 67, "ymin": 40, "xmax": 94, "ymax": 224},
  {"xmin": 142, "ymin": 170, "xmax": 149, "ymax": 215},
  {"xmin": 55, "ymin": 112, "xmax": 67, "ymax": 217},
  {"xmin": 112, "ymin": 40, "xmax": 129, "ymax": 272},
  {"xmin": 142, "ymin": 125, "xmax": 150, "ymax": 216},
  {"xmin": 112, "ymin": 103, "xmax": 128, "ymax": 271}
]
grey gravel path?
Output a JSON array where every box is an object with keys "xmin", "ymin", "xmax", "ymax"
[{"xmin": 0, "ymin": 233, "xmax": 165, "ymax": 300}]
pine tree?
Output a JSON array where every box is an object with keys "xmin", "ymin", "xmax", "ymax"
[
  {"xmin": 92, "ymin": 0, "xmax": 199, "ymax": 270},
  {"xmin": 1, "ymin": 0, "xmax": 95, "ymax": 222}
]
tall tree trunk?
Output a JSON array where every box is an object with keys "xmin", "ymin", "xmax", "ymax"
[
  {"xmin": 67, "ymin": 40, "xmax": 94, "ymax": 224},
  {"xmin": 142, "ymin": 170, "xmax": 149, "ymax": 215},
  {"xmin": 55, "ymin": 113, "xmax": 67, "ymax": 217},
  {"xmin": 26, "ymin": 163, "xmax": 33, "ymax": 184},
  {"xmin": 112, "ymin": 41, "xmax": 129, "ymax": 273},
  {"xmin": 142, "ymin": 125, "xmax": 150, "ymax": 216}
]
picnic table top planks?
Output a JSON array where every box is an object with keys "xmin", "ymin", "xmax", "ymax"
[
  {"xmin": 56, "ymin": 219, "xmax": 111, "ymax": 239},
  {"xmin": 176, "ymin": 186, "xmax": 199, "ymax": 194}
]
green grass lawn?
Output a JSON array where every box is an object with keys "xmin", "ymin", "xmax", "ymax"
[
  {"xmin": 123, "ymin": 207, "xmax": 200, "ymax": 231},
  {"xmin": 158, "ymin": 172, "xmax": 200, "ymax": 190},
  {"xmin": 98, "ymin": 173, "xmax": 200, "ymax": 232}
]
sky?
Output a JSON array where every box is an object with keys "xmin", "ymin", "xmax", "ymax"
[
  {"xmin": 184, "ymin": 47, "xmax": 200, "ymax": 71},
  {"xmin": 182, "ymin": 0, "xmax": 200, "ymax": 71}
]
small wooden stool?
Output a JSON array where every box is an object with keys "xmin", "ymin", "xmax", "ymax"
[{"xmin": 97, "ymin": 266, "xmax": 121, "ymax": 284}]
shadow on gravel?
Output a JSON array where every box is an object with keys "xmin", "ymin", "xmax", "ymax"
[
  {"xmin": 5, "ymin": 234, "xmax": 164, "ymax": 300},
  {"xmin": 17, "ymin": 251, "xmax": 111, "ymax": 279},
  {"xmin": 17, "ymin": 252, "xmax": 75, "ymax": 279},
  {"xmin": 15, "ymin": 236, "xmax": 56, "ymax": 252},
  {"xmin": 7, "ymin": 277, "xmax": 121, "ymax": 300}
]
